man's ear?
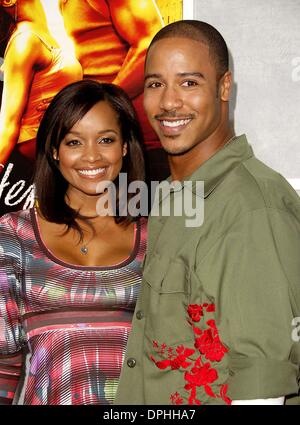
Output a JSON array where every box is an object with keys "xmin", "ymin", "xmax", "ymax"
[{"xmin": 219, "ymin": 71, "xmax": 232, "ymax": 101}]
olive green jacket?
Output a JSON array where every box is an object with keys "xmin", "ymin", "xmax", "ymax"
[{"xmin": 116, "ymin": 135, "xmax": 300, "ymax": 405}]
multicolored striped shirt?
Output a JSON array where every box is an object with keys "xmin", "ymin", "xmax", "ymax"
[{"xmin": 0, "ymin": 209, "xmax": 147, "ymax": 405}]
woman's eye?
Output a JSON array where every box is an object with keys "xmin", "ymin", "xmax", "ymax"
[
  {"xmin": 65, "ymin": 139, "xmax": 81, "ymax": 146},
  {"xmin": 99, "ymin": 137, "xmax": 114, "ymax": 144}
]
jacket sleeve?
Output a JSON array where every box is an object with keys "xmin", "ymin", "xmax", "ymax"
[
  {"xmin": 196, "ymin": 207, "xmax": 300, "ymax": 401},
  {"xmin": 0, "ymin": 217, "xmax": 24, "ymax": 405}
]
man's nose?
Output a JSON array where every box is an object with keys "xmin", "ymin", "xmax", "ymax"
[{"xmin": 159, "ymin": 86, "xmax": 183, "ymax": 111}]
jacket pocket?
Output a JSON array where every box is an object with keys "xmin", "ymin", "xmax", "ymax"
[
  {"xmin": 143, "ymin": 254, "xmax": 190, "ymax": 294},
  {"xmin": 143, "ymin": 254, "xmax": 192, "ymax": 345}
]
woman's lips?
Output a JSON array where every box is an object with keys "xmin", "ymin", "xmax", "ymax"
[{"xmin": 77, "ymin": 167, "xmax": 106, "ymax": 178}]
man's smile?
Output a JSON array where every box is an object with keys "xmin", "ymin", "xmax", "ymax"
[
  {"xmin": 160, "ymin": 118, "xmax": 192, "ymax": 128},
  {"xmin": 156, "ymin": 116, "xmax": 194, "ymax": 135}
]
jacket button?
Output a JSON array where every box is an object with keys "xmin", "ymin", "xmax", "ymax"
[
  {"xmin": 127, "ymin": 358, "xmax": 136, "ymax": 368},
  {"xmin": 136, "ymin": 310, "xmax": 144, "ymax": 320}
]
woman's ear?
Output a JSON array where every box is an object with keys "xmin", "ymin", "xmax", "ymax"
[
  {"xmin": 53, "ymin": 149, "xmax": 58, "ymax": 161},
  {"xmin": 122, "ymin": 143, "xmax": 127, "ymax": 157}
]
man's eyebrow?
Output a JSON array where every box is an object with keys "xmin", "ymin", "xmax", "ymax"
[
  {"xmin": 178, "ymin": 72, "xmax": 205, "ymax": 79},
  {"xmin": 144, "ymin": 72, "xmax": 205, "ymax": 81},
  {"xmin": 144, "ymin": 73, "xmax": 162, "ymax": 81}
]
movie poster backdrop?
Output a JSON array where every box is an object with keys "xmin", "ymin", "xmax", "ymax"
[{"xmin": 0, "ymin": 0, "xmax": 183, "ymax": 215}]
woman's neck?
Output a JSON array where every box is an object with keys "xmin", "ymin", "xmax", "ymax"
[{"xmin": 65, "ymin": 190, "xmax": 114, "ymax": 219}]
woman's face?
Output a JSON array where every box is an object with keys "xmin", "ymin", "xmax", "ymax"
[{"xmin": 55, "ymin": 100, "xmax": 127, "ymax": 202}]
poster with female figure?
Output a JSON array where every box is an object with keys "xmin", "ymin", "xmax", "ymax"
[{"xmin": 0, "ymin": 0, "xmax": 183, "ymax": 215}]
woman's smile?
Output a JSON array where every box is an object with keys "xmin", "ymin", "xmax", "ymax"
[{"xmin": 55, "ymin": 100, "xmax": 126, "ymax": 200}]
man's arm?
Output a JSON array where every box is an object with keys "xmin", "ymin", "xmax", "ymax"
[
  {"xmin": 196, "ymin": 207, "xmax": 300, "ymax": 402},
  {"xmin": 108, "ymin": 0, "xmax": 163, "ymax": 98}
]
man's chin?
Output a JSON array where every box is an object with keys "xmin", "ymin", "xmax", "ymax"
[
  {"xmin": 161, "ymin": 142, "xmax": 194, "ymax": 157},
  {"xmin": 164, "ymin": 148, "xmax": 188, "ymax": 156}
]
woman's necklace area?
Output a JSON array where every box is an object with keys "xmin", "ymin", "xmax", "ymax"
[
  {"xmin": 78, "ymin": 218, "xmax": 109, "ymax": 255},
  {"xmin": 79, "ymin": 231, "xmax": 96, "ymax": 255},
  {"xmin": 80, "ymin": 244, "xmax": 89, "ymax": 255}
]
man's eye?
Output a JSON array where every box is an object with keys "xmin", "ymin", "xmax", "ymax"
[
  {"xmin": 146, "ymin": 81, "xmax": 162, "ymax": 89},
  {"xmin": 182, "ymin": 80, "xmax": 198, "ymax": 87}
]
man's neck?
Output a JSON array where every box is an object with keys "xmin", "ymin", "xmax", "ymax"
[{"xmin": 169, "ymin": 127, "xmax": 234, "ymax": 181}]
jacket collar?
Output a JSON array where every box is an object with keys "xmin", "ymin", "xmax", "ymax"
[
  {"xmin": 155, "ymin": 134, "xmax": 254, "ymax": 205},
  {"xmin": 183, "ymin": 134, "xmax": 253, "ymax": 198}
]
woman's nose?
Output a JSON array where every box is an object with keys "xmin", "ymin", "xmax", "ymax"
[{"xmin": 82, "ymin": 143, "xmax": 102, "ymax": 162}]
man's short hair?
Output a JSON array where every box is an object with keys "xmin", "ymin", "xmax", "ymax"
[{"xmin": 147, "ymin": 20, "xmax": 229, "ymax": 80}]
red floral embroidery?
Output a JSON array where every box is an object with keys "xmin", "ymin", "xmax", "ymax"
[
  {"xmin": 184, "ymin": 358, "xmax": 218, "ymax": 405},
  {"xmin": 151, "ymin": 303, "xmax": 231, "ymax": 406},
  {"xmin": 205, "ymin": 304, "xmax": 215, "ymax": 312},
  {"xmin": 151, "ymin": 343, "xmax": 195, "ymax": 370},
  {"xmin": 187, "ymin": 304, "xmax": 203, "ymax": 322},
  {"xmin": 220, "ymin": 384, "xmax": 231, "ymax": 405},
  {"xmin": 170, "ymin": 392, "xmax": 184, "ymax": 405},
  {"xmin": 194, "ymin": 319, "xmax": 228, "ymax": 362},
  {"xmin": 185, "ymin": 360, "xmax": 218, "ymax": 388}
]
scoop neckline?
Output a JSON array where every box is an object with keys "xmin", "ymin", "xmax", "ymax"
[{"xmin": 30, "ymin": 208, "xmax": 140, "ymax": 271}]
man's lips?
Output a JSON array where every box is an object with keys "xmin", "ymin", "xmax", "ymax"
[
  {"xmin": 156, "ymin": 117, "xmax": 193, "ymax": 135},
  {"xmin": 160, "ymin": 118, "xmax": 192, "ymax": 128}
]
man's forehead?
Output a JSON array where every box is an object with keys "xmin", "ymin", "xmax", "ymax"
[
  {"xmin": 148, "ymin": 36, "xmax": 209, "ymax": 53},
  {"xmin": 146, "ymin": 37, "xmax": 210, "ymax": 64},
  {"xmin": 145, "ymin": 37, "xmax": 212, "ymax": 73}
]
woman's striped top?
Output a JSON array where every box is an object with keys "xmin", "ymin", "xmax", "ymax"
[{"xmin": 0, "ymin": 208, "xmax": 146, "ymax": 405}]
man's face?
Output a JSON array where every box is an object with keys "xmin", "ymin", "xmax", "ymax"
[{"xmin": 143, "ymin": 37, "xmax": 229, "ymax": 156}]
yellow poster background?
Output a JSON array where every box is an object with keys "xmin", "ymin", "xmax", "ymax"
[
  {"xmin": 156, "ymin": 0, "xmax": 183, "ymax": 24},
  {"xmin": 0, "ymin": 0, "xmax": 183, "ymax": 215}
]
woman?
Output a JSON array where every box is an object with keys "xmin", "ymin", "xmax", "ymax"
[
  {"xmin": 0, "ymin": 80, "xmax": 146, "ymax": 405},
  {"xmin": 0, "ymin": 0, "xmax": 82, "ymax": 165}
]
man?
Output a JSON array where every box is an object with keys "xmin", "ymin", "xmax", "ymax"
[
  {"xmin": 116, "ymin": 21, "xmax": 300, "ymax": 405},
  {"xmin": 59, "ymin": 0, "xmax": 169, "ymax": 182}
]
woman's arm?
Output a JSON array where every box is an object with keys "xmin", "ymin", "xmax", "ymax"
[{"xmin": 0, "ymin": 31, "xmax": 47, "ymax": 166}]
